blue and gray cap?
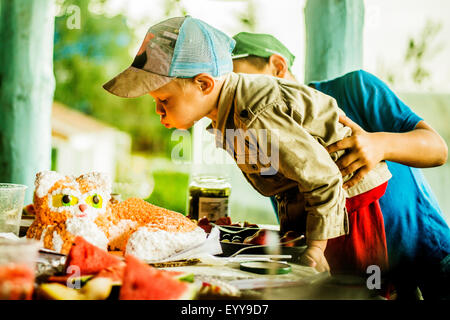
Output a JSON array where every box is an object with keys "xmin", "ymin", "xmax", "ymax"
[{"xmin": 103, "ymin": 16, "xmax": 236, "ymax": 98}]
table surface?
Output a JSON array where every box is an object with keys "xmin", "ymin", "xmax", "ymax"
[
  {"xmin": 34, "ymin": 249, "xmax": 383, "ymax": 300},
  {"xmin": 162, "ymin": 260, "xmax": 383, "ymax": 300},
  {"xmin": 26, "ymin": 218, "xmax": 383, "ymax": 300}
]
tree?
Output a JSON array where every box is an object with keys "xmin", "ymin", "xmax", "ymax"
[
  {"xmin": 377, "ymin": 19, "xmax": 444, "ymax": 90},
  {"xmin": 237, "ymin": 0, "xmax": 258, "ymax": 32},
  {"xmin": 53, "ymin": 0, "xmax": 177, "ymax": 156},
  {"xmin": 404, "ymin": 20, "xmax": 443, "ymax": 85}
]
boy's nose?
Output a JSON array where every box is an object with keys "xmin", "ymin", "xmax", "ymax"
[{"xmin": 156, "ymin": 103, "xmax": 165, "ymax": 116}]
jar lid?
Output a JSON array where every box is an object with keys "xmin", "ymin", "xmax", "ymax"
[{"xmin": 190, "ymin": 174, "xmax": 230, "ymax": 189}]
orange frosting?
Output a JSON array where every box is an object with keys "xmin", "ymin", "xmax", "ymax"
[
  {"xmin": 109, "ymin": 198, "xmax": 196, "ymax": 232},
  {"xmin": 27, "ymin": 172, "xmax": 197, "ymax": 255}
]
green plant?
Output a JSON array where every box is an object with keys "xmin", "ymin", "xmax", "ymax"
[
  {"xmin": 379, "ymin": 19, "xmax": 444, "ymax": 88},
  {"xmin": 145, "ymin": 170, "xmax": 190, "ymax": 214},
  {"xmin": 53, "ymin": 0, "xmax": 176, "ymax": 155}
]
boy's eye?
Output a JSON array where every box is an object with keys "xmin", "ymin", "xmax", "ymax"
[{"xmin": 160, "ymin": 98, "xmax": 168, "ymax": 105}]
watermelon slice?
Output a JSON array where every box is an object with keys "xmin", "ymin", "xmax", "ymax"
[
  {"xmin": 158, "ymin": 270, "xmax": 195, "ymax": 283},
  {"xmin": 65, "ymin": 236, "xmax": 125, "ymax": 275},
  {"xmin": 47, "ymin": 274, "xmax": 93, "ymax": 286},
  {"xmin": 93, "ymin": 264, "xmax": 125, "ymax": 285},
  {"xmin": 119, "ymin": 255, "xmax": 197, "ymax": 300}
]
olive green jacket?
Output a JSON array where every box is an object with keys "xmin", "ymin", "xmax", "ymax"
[{"xmin": 208, "ymin": 72, "xmax": 391, "ymax": 240}]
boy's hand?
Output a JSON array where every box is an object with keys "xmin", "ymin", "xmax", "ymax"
[
  {"xmin": 326, "ymin": 115, "xmax": 385, "ymax": 189},
  {"xmin": 299, "ymin": 240, "xmax": 330, "ymax": 273}
]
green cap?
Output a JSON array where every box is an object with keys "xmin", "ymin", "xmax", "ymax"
[{"xmin": 232, "ymin": 32, "xmax": 295, "ymax": 68}]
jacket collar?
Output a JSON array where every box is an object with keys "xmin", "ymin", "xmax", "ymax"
[{"xmin": 206, "ymin": 73, "xmax": 240, "ymax": 147}]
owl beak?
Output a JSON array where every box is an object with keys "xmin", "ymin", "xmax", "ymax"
[{"xmin": 77, "ymin": 204, "xmax": 88, "ymax": 217}]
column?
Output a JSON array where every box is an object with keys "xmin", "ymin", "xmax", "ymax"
[
  {"xmin": 0, "ymin": 0, "xmax": 55, "ymax": 204},
  {"xmin": 304, "ymin": 0, "xmax": 365, "ymax": 83}
]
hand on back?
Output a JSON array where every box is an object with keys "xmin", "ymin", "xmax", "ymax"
[{"xmin": 326, "ymin": 115, "xmax": 385, "ymax": 189}]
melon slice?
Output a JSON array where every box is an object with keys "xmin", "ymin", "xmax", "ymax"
[
  {"xmin": 119, "ymin": 255, "xmax": 197, "ymax": 300},
  {"xmin": 161, "ymin": 270, "xmax": 195, "ymax": 283},
  {"xmin": 38, "ymin": 278, "xmax": 113, "ymax": 300},
  {"xmin": 93, "ymin": 264, "xmax": 126, "ymax": 285},
  {"xmin": 38, "ymin": 283, "xmax": 83, "ymax": 300},
  {"xmin": 47, "ymin": 274, "xmax": 93, "ymax": 286},
  {"xmin": 65, "ymin": 236, "xmax": 124, "ymax": 275}
]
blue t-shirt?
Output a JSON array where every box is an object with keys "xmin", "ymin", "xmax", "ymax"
[{"xmin": 310, "ymin": 70, "xmax": 450, "ymax": 269}]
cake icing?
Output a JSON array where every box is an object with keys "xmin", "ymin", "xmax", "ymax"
[
  {"xmin": 27, "ymin": 171, "xmax": 206, "ymax": 260},
  {"xmin": 126, "ymin": 226, "xmax": 206, "ymax": 261}
]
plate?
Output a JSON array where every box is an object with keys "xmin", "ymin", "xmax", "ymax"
[
  {"xmin": 216, "ymin": 227, "xmax": 306, "ymax": 262},
  {"xmin": 148, "ymin": 259, "xmax": 200, "ymax": 268},
  {"xmin": 219, "ymin": 242, "xmax": 306, "ymax": 262},
  {"xmin": 240, "ymin": 261, "xmax": 292, "ymax": 274}
]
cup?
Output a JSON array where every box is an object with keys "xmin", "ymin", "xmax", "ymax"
[
  {"xmin": 0, "ymin": 238, "xmax": 39, "ymax": 300},
  {"xmin": 0, "ymin": 183, "xmax": 27, "ymax": 236}
]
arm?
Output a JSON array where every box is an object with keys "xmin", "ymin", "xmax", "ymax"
[
  {"xmin": 254, "ymin": 110, "xmax": 348, "ymax": 241},
  {"xmin": 323, "ymin": 70, "xmax": 448, "ymax": 189},
  {"xmin": 299, "ymin": 239, "xmax": 330, "ymax": 273},
  {"xmin": 381, "ymin": 120, "xmax": 448, "ymax": 167},
  {"xmin": 252, "ymin": 102, "xmax": 348, "ymax": 272},
  {"xmin": 327, "ymin": 116, "xmax": 448, "ymax": 189}
]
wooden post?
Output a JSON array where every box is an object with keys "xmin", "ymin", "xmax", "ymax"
[
  {"xmin": 304, "ymin": 0, "xmax": 364, "ymax": 83},
  {"xmin": 0, "ymin": 0, "xmax": 55, "ymax": 204}
]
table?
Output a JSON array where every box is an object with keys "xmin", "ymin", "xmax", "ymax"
[{"xmin": 162, "ymin": 260, "xmax": 384, "ymax": 300}]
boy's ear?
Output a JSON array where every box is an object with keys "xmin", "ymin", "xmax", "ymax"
[
  {"xmin": 193, "ymin": 73, "xmax": 215, "ymax": 94},
  {"xmin": 268, "ymin": 54, "xmax": 288, "ymax": 79}
]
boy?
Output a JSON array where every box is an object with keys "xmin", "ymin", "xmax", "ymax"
[
  {"xmin": 231, "ymin": 32, "xmax": 450, "ymax": 299},
  {"xmin": 103, "ymin": 16, "xmax": 392, "ymax": 277}
]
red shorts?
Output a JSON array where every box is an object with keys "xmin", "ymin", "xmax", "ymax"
[{"xmin": 324, "ymin": 182, "xmax": 389, "ymax": 277}]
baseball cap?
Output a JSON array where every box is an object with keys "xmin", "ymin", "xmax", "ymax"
[
  {"xmin": 103, "ymin": 16, "xmax": 236, "ymax": 98},
  {"xmin": 232, "ymin": 32, "xmax": 295, "ymax": 69}
]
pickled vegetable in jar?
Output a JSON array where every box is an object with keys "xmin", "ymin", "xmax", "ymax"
[{"xmin": 188, "ymin": 175, "xmax": 231, "ymax": 222}]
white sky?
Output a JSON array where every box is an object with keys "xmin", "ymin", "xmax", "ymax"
[{"xmin": 104, "ymin": 0, "xmax": 450, "ymax": 92}]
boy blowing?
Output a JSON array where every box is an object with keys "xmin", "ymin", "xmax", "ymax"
[{"xmin": 104, "ymin": 16, "xmax": 391, "ymax": 276}]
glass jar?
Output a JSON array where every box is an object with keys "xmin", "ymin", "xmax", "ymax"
[
  {"xmin": 188, "ymin": 175, "xmax": 231, "ymax": 222},
  {"xmin": 0, "ymin": 238, "xmax": 39, "ymax": 300}
]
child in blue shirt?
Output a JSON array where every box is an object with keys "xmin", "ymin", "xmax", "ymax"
[{"xmin": 232, "ymin": 32, "xmax": 450, "ymax": 300}]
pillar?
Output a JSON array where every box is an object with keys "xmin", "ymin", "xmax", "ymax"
[
  {"xmin": 0, "ymin": 0, "xmax": 55, "ymax": 204},
  {"xmin": 304, "ymin": 0, "xmax": 365, "ymax": 83}
]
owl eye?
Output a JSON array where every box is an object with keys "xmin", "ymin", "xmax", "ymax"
[
  {"xmin": 85, "ymin": 194, "xmax": 103, "ymax": 209},
  {"xmin": 52, "ymin": 194, "xmax": 79, "ymax": 207},
  {"xmin": 62, "ymin": 195, "xmax": 70, "ymax": 204}
]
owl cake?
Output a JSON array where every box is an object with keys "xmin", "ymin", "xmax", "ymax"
[{"xmin": 26, "ymin": 171, "xmax": 206, "ymax": 261}]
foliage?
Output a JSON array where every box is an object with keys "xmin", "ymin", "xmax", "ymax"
[
  {"xmin": 377, "ymin": 19, "xmax": 444, "ymax": 89},
  {"xmin": 53, "ymin": 0, "xmax": 178, "ymax": 155},
  {"xmin": 163, "ymin": 0, "xmax": 188, "ymax": 17},
  {"xmin": 237, "ymin": 0, "xmax": 258, "ymax": 32},
  {"xmin": 404, "ymin": 20, "xmax": 443, "ymax": 85},
  {"xmin": 145, "ymin": 170, "xmax": 190, "ymax": 214}
]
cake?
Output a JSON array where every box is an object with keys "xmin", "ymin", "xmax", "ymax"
[{"xmin": 26, "ymin": 171, "xmax": 206, "ymax": 261}]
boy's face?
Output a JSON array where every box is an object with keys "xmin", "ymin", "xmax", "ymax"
[{"xmin": 149, "ymin": 79, "xmax": 207, "ymax": 130}]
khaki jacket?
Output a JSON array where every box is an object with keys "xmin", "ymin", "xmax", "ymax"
[{"xmin": 208, "ymin": 72, "xmax": 391, "ymax": 240}]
